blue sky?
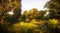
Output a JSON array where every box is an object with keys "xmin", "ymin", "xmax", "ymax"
[{"xmin": 22, "ymin": 0, "xmax": 50, "ymax": 13}]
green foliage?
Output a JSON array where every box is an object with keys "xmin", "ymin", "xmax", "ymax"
[
  {"xmin": 21, "ymin": 8, "xmax": 49, "ymax": 22},
  {"xmin": 45, "ymin": 0, "xmax": 60, "ymax": 19},
  {"xmin": 0, "ymin": 0, "xmax": 60, "ymax": 33}
]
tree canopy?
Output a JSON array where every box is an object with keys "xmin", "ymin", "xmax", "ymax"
[{"xmin": 45, "ymin": 0, "xmax": 60, "ymax": 19}]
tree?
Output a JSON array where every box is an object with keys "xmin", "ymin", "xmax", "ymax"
[
  {"xmin": 28, "ymin": 8, "xmax": 39, "ymax": 19},
  {"xmin": 45, "ymin": 0, "xmax": 60, "ymax": 33},
  {"xmin": 45, "ymin": 0, "xmax": 60, "ymax": 19},
  {"xmin": 0, "ymin": 0, "xmax": 21, "ymax": 33}
]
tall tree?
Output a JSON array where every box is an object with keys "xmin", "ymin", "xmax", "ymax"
[
  {"xmin": 0, "ymin": 0, "xmax": 21, "ymax": 33},
  {"xmin": 0, "ymin": 0, "xmax": 21, "ymax": 23},
  {"xmin": 45, "ymin": 0, "xmax": 60, "ymax": 33}
]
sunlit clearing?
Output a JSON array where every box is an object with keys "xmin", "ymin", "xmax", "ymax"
[{"xmin": 7, "ymin": 10, "xmax": 14, "ymax": 15}]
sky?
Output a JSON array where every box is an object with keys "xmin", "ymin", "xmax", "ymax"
[{"xmin": 21, "ymin": 0, "xmax": 50, "ymax": 14}]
